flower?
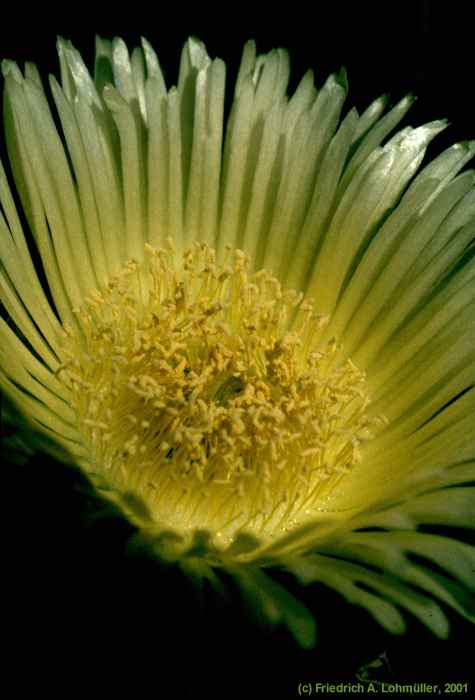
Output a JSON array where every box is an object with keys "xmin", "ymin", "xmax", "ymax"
[{"xmin": 1, "ymin": 36, "xmax": 474, "ymax": 648}]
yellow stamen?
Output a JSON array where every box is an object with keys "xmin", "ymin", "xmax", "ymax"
[{"xmin": 58, "ymin": 243, "xmax": 384, "ymax": 542}]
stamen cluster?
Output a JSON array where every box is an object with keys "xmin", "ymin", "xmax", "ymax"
[{"xmin": 58, "ymin": 243, "xmax": 382, "ymax": 536}]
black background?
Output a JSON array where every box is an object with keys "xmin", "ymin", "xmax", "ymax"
[{"xmin": 2, "ymin": 2, "xmax": 475, "ymax": 697}]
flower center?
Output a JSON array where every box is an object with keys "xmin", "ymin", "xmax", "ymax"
[{"xmin": 58, "ymin": 243, "xmax": 383, "ymax": 544}]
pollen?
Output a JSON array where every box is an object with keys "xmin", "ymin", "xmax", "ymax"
[{"xmin": 57, "ymin": 243, "xmax": 384, "ymax": 542}]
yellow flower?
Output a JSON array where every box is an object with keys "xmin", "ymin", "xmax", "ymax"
[{"xmin": 1, "ymin": 37, "xmax": 474, "ymax": 648}]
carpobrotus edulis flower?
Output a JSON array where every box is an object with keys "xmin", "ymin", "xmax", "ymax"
[{"xmin": 1, "ymin": 37, "xmax": 474, "ymax": 647}]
